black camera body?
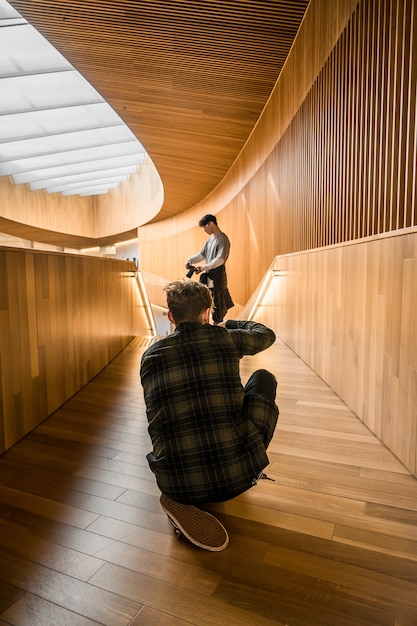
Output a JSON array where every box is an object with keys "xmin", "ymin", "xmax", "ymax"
[{"xmin": 186, "ymin": 263, "xmax": 197, "ymax": 278}]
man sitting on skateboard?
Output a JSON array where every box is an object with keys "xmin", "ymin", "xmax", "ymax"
[{"xmin": 140, "ymin": 280, "xmax": 279, "ymax": 551}]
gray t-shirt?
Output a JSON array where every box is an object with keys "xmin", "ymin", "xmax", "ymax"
[{"xmin": 188, "ymin": 232, "xmax": 230, "ymax": 270}]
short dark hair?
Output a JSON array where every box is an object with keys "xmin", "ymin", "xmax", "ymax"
[
  {"xmin": 198, "ymin": 214, "xmax": 217, "ymax": 227},
  {"xmin": 164, "ymin": 280, "xmax": 213, "ymax": 323}
]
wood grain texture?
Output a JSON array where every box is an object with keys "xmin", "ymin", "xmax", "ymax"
[
  {"xmin": 0, "ymin": 158, "xmax": 162, "ymax": 249},
  {"xmin": 8, "ymin": 0, "xmax": 310, "ymax": 223},
  {"xmin": 138, "ymin": 0, "xmax": 416, "ymax": 312},
  {"xmin": 0, "ymin": 248, "xmax": 153, "ymax": 453},
  {"xmin": 0, "ymin": 336, "xmax": 416, "ymax": 625},
  {"xmin": 249, "ymin": 229, "xmax": 417, "ymax": 478}
]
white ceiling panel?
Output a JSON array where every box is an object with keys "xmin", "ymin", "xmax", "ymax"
[
  {"xmin": 0, "ymin": 72, "xmax": 103, "ymax": 114},
  {"xmin": 0, "ymin": 126, "xmax": 143, "ymax": 161},
  {"xmin": 0, "ymin": 141, "xmax": 145, "ymax": 175},
  {"xmin": 28, "ymin": 165, "xmax": 139, "ymax": 190},
  {"xmin": 0, "ymin": 22, "xmax": 68, "ymax": 74},
  {"xmin": 12, "ymin": 153, "xmax": 146, "ymax": 185},
  {"xmin": 0, "ymin": 0, "xmax": 148, "ymax": 196},
  {"xmin": 0, "ymin": 104, "xmax": 128, "ymax": 141},
  {"xmin": 46, "ymin": 175, "xmax": 130, "ymax": 194}
]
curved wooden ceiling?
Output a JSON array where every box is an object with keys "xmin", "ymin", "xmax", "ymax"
[{"xmin": 9, "ymin": 0, "xmax": 309, "ymax": 224}]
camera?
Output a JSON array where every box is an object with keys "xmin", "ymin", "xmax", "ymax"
[{"xmin": 186, "ymin": 263, "xmax": 197, "ymax": 278}]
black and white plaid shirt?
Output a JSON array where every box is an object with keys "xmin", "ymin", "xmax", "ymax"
[{"xmin": 140, "ymin": 320, "xmax": 278, "ymax": 504}]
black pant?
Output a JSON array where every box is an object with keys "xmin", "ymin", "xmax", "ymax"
[
  {"xmin": 243, "ymin": 368, "xmax": 278, "ymax": 449},
  {"xmin": 244, "ymin": 368, "xmax": 277, "ymax": 401}
]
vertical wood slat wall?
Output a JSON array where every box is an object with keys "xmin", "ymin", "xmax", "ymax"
[
  {"xmin": 278, "ymin": 0, "xmax": 416, "ymax": 252},
  {"xmin": 243, "ymin": 0, "xmax": 417, "ymax": 477},
  {"xmin": 0, "ymin": 249, "xmax": 151, "ymax": 454},
  {"xmin": 138, "ymin": 0, "xmax": 416, "ymax": 311},
  {"xmin": 137, "ymin": 0, "xmax": 416, "ymax": 475}
]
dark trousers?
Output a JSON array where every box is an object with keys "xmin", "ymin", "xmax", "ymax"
[
  {"xmin": 244, "ymin": 369, "xmax": 278, "ymax": 449},
  {"xmin": 244, "ymin": 368, "xmax": 277, "ymax": 401}
]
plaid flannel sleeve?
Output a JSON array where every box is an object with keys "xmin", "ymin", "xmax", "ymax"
[{"xmin": 224, "ymin": 320, "xmax": 276, "ymax": 357}]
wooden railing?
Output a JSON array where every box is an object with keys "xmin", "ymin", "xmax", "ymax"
[
  {"xmin": 250, "ymin": 228, "xmax": 417, "ymax": 478},
  {"xmin": 0, "ymin": 247, "xmax": 153, "ymax": 453}
]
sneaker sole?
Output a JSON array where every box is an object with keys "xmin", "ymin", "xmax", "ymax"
[{"xmin": 160, "ymin": 493, "xmax": 229, "ymax": 552}]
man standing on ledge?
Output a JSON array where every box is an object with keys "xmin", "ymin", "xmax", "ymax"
[
  {"xmin": 186, "ymin": 213, "xmax": 234, "ymax": 323},
  {"xmin": 140, "ymin": 280, "xmax": 279, "ymax": 551}
]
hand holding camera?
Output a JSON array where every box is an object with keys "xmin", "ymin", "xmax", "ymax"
[
  {"xmin": 185, "ymin": 263, "xmax": 197, "ymax": 278},
  {"xmin": 186, "ymin": 262, "xmax": 204, "ymax": 278}
]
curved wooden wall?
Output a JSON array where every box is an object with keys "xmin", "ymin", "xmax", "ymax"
[
  {"xmin": 0, "ymin": 248, "xmax": 151, "ymax": 453},
  {"xmin": 0, "ymin": 157, "xmax": 163, "ymax": 247},
  {"xmin": 136, "ymin": 0, "xmax": 417, "ymax": 476},
  {"xmin": 138, "ymin": 0, "xmax": 416, "ymax": 308},
  {"xmin": 0, "ymin": 0, "xmax": 415, "ymax": 472},
  {"xmin": 137, "ymin": 0, "xmax": 360, "ymax": 303}
]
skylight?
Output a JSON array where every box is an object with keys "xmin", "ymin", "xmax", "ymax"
[{"xmin": 0, "ymin": 0, "xmax": 147, "ymax": 196}]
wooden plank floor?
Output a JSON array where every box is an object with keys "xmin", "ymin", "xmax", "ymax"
[{"xmin": 0, "ymin": 336, "xmax": 417, "ymax": 626}]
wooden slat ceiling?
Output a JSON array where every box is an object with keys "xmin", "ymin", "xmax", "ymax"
[{"xmin": 9, "ymin": 0, "xmax": 310, "ymax": 224}]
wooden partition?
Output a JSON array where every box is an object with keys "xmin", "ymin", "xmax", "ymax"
[
  {"xmin": 250, "ymin": 229, "xmax": 417, "ymax": 477},
  {"xmin": 137, "ymin": 0, "xmax": 360, "ymax": 304},
  {"xmin": 136, "ymin": 0, "xmax": 417, "ymax": 480},
  {"xmin": 2, "ymin": 0, "xmax": 415, "ymax": 475},
  {"xmin": 0, "ymin": 156, "xmax": 163, "ymax": 248},
  {"xmin": 0, "ymin": 248, "xmax": 152, "ymax": 453},
  {"xmin": 138, "ymin": 0, "xmax": 416, "ymax": 310}
]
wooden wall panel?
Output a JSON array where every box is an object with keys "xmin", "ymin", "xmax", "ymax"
[
  {"xmin": 0, "ymin": 157, "xmax": 162, "ymax": 248},
  {"xmin": 250, "ymin": 229, "xmax": 417, "ymax": 477},
  {"xmin": 0, "ymin": 248, "xmax": 152, "ymax": 453},
  {"xmin": 137, "ymin": 0, "xmax": 359, "ymax": 290},
  {"xmin": 2, "ymin": 0, "xmax": 415, "ymax": 479},
  {"xmin": 139, "ymin": 0, "xmax": 416, "ymax": 312},
  {"xmin": 136, "ymin": 0, "xmax": 417, "ymax": 481},
  {"xmin": 0, "ymin": 176, "xmax": 95, "ymax": 240}
]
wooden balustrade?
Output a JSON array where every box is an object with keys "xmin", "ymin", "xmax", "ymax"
[
  {"xmin": 0, "ymin": 248, "xmax": 152, "ymax": 453},
  {"xmin": 250, "ymin": 228, "xmax": 417, "ymax": 478}
]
